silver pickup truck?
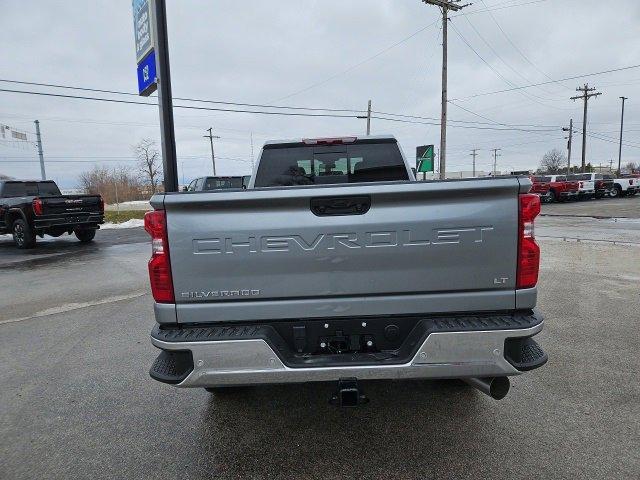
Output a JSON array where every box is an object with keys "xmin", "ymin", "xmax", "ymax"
[{"xmin": 146, "ymin": 135, "xmax": 547, "ymax": 405}]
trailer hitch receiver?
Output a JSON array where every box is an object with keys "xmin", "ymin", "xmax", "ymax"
[{"xmin": 330, "ymin": 378, "xmax": 368, "ymax": 407}]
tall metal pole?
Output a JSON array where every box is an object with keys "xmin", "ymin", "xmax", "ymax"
[
  {"xmin": 366, "ymin": 100, "xmax": 372, "ymax": 135},
  {"xmin": 151, "ymin": 0, "xmax": 179, "ymax": 192},
  {"xmin": 34, "ymin": 120, "xmax": 46, "ymax": 180},
  {"xmin": 618, "ymin": 96, "xmax": 628, "ymax": 175}
]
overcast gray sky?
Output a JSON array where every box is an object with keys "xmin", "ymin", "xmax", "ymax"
[{"xmin": 1, "ymin": 0, "xmax": 639, "ymax": 187}]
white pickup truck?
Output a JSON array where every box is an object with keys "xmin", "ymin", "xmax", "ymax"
[
  {"xmin": 609, "ymin": 175, "xmax": 638, "ymax": 198},
  {"xmin": 568, "ymin": 174, "xmax": 595, "ymax": 199},
  {"xmin": 144, "ymin": 135, "xmax": 547, "ymax": 405}
]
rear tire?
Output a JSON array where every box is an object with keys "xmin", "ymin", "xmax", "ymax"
[
  {"xmin": 548, "ymin": 190, "xmax": 556, "ymax": 203},
  {"xmin": 75, "ymin": 228, "xmax": 96, "ymax": 243},
  {"xmin": 12, "ymin": 219, "xmax": 36, "ymax": 249},
  {"xmin": 610, "ymin": 186, "xmax": 621, "ymax": 198}
]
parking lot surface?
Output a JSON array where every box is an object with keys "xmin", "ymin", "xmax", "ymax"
[{"xmin": 1, "ymin": 198, "xmax": 639, "ymax": 479}]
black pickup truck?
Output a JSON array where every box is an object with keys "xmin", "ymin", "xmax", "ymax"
[{"xmin": 0, "ymin": 180, "xmax": 104, "ymax": 249}]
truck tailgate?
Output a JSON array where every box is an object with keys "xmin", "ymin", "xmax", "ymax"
[
  {"xmin": 162, "ymin": 178, "xmax": 524, "ymax": 323},
  {"xmin": 40, "ymin": 195, "xmax": 103, "ymax": 215}
]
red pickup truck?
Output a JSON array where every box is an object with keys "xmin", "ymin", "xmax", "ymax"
[
  {"xmin": 535, "ymin": 175, "xmax": 579, "ymax": 202},
  {"xmin": 529, "ymin": 176, "xmax": 551, "ymax": 201}
]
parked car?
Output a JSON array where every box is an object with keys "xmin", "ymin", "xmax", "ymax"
[
  {"xmin": 0, "ymin": 180, "xmax": 104, "ymax": 249},
  {"xmin": 529, "ymin": 176, "xmax": 551, "ymax": 202},
  {"xmin": 144, "ymin": 135, "xmax": 547, "ymax": 404},
  {"xmin": 609, "ymin": 175, "xmax": 638, "ymax": 198},
  {"xmin": 185, "ymin": 176, "xmax": 244, "ymax": 191},
  {"xmin": 546, "ymin": 175, "xmax": 579, "ymax": 202},
  {"xmin": 567, "ymin": 174, "xmax": 595, "ymax": 199},
  {"xmin": 529, "ymin": 176, "xmax": 551, "ymax": 201},
  {"xmin": 576, "ymin": 173, "xmax": 614, "ymax": 199}
]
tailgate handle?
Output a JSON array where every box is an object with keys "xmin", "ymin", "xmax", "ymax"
[{"xmin": 310, "ymin": 196, "xmax": 371, "ymax": 216}]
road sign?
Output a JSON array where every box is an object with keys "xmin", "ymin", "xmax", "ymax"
[
  {"xmin": 137, "ymin": 50, "xmax": 157, "ymax": 96},
  {"xmin": 133, "ymin": 0, "xmax": 157, "ymax": 96},
  {"xmin": 133, "ymin": 0, "xmax": 154, "ymax": 63},
  {"xmin": 417, "ymin": 145, "xmax": 435, "ymax": 173}
]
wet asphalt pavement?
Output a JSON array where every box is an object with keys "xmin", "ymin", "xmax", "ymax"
[{"xmin": 1, "ymin": 197, "xmax": 639, "ymax": 479}]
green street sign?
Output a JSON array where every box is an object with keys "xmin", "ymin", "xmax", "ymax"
[{"xmin": 417, "ymin": 145, "xmax": 434, "ymax": 173}]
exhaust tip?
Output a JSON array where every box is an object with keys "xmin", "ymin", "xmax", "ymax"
[
  {"xmin": 463, "ymin": 376, "xmax": 511, "ymax": 400},
  {"xmin": 489, "ymin": 376, "xmax": 510, "ymax": 400}
]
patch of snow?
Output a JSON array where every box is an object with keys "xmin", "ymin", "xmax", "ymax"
[
  {"xmin": 105, "ymin": 200, "xmax": 151, "ymax": 211},
  {"xmin": 100, "ymin": 219, "xmax": 145, "ymax": 229},
  {"xmin": 608, "ymin": 217, "xmax": 640, "ymax": 224}
]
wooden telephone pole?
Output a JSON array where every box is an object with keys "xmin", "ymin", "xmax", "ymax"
[
  {"xmin": 571, "ymin": 84, "xmax": 601, "ymax": 173},
  {"xmin": 562, "ymin": 119, "xmax": 573, "ymax": 174},
  {"xmin": 421, "ymin": 0, "xmax": 469, "ymax": 179}
]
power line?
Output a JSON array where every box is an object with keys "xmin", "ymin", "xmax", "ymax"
[
  {"xmin": 273, "ymin": 20, "xmax": 439, "ymax": 102},
  {"xmin": 0, "ymin": 87, "xmax": 561, "ymax": 133},
  {"xmin": 0, "ymin": 88, "xmax": 362, "ymax": 119},
  {"xmin": 477, "ymin": 0, "xmax": 569, "ymax": 92},
  {"xmin": 461, "ymin": 13, "xmax": 558, "ymax": 97},
  {"xmin": 0, "ymin": 78, "xmax": 365, "ymax": 115},
  {"xmin": 449, "ymin": 21, "xmax": 568, "ymax": 111},
  {"xmin": 370, "ymin": 115, "xmax": 556, "ymax": 132},
  {"xmin": 455, "ymin": 0, "xmax": 550, "ymax": 16},
  {"xmin": 0, "ymin": 79, "xmax": 365, "ymax": 115},
  {"xmin": 451, "ymin": 64, "xmax": 640, "ymax": 101}
]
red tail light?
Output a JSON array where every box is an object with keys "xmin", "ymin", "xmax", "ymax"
[
  {"xmin": 99, "ymin": 196, "xmax": 105, "ymax": 213},
  {"xmin": 32, "ymin": 198, "xmax": 43, "ymax": 215},
  {"xmin": 144, "ymin": 210, "xmax": 174, "ymax": 303},
  {"xmin": 517, "ymin": 194, "xmax": 541, "ymax": 289}
]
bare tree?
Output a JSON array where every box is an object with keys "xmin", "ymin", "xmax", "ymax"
[
  {"xmin": 539, "ymin": 149, "xmax": 566, "ymax": 174},
  {"xmin": 134, "ymin": 138, "xmax": 162, "ymax": 193},
  {"xmin": 78, "ymin": 165, "xmax": 144, "ymax": 204},
  {"xmin": 624, "ymin": 161, "xmax": 638, "ymax": 173}
]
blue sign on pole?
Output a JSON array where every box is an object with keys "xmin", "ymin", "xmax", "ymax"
[{"xmin": 137, "ymin": 50, "xmax": 157, "ymax": 96}]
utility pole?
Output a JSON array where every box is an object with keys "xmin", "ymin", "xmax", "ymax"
[
  {"xmin": 250, "ymin": 132, "xmax": 255, "ymax": 171},
  {"xmin": 571, "ymin": 84, "xmax": 601, "ymax": 173},
  {"xmin": 204, "ymin": 127, "xmax": 220, "ymax": 176},
  {"xmin": 34, "ymin": 120, "xmax": 46, "ymax": 180},
  {"xmin": 470, "ymin": 149, "xmax": 478, "ymax": 177},
  {"xmin": 492, "ymin": 148, "xmax": 501, "ymax": 175},
  {"xmin": 357, "ymin": 100, "xmax": 373, "ymax": 135},
  {"xmin": 617, "ymin": 96, "xmax": 628, "ymax": 175},
  {"xmin": 152, "ymin": 0, "xmax": 179, "ymax": 192},
  {"xmin": 421, "ymin": 1, "xmax": 469, "ymax": 180},
  {"xmin": 562, "ymin": 119, "xmax": 573, "ymax": 174}
]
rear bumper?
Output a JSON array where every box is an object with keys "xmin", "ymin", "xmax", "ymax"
[
  {"xmin": 150, "ymin": 311, "xmax": 546, "ymax": 387},
  {"xmin": 33, "ymin": 213, "xmax": 104, "ymax": 231}
]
